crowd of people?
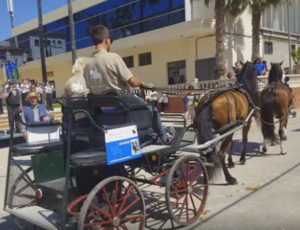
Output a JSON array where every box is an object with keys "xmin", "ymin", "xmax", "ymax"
[{"xmin": 0, "ymin": 79, "xmax": 56, "ymax": 136}]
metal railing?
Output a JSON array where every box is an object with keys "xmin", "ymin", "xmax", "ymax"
[{"xmin": 131, "ymin": 74, "xmax": 300, "ymax": 97}]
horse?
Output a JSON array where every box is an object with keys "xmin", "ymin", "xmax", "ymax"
[
  {"xmin": 260, "ymin": 62, "xmax": 293, "ymax": 155},
  {"xmin": 194, "ymin": 61, "xmax": 259, "ymax": 185}
]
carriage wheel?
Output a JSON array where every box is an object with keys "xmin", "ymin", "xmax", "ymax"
[
  {"xmin": 166, "ymin": 155, "xmax": 208, "ymax": 226},
  {"xmin": 78, "ymin": 176, "xmax": 145, "ymax": 230},
  {"xmin": 8, "ymin": 167, "xmax": 36, "ymax": 208}
]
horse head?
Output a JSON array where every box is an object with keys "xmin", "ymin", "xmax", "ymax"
[
  {"xmin": 268, "ymin": 62, "xmax": 283, "ymax": 84},
  {"xmin": 236, "ymin": 61, "xmax": 259, "ymax": 105}
]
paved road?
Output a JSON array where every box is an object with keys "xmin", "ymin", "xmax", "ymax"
[{"xmin": 0, "ymin": 111, "xmax": 300, "ymax": 230}]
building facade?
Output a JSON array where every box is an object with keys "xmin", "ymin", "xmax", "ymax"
[{"xmin": 0, "ymin": 0, "xmax": 299, "ymax": 96}]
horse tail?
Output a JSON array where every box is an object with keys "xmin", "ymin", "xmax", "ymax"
[
  {"xmin": 261, "ymin": 88, "xmax": 277, "ymax": 142},
  {"xmin": 195, "ymin": 104, "xmax": 221, "ymax": 180}
]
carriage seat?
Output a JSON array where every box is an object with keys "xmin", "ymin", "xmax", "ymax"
[
  {"xmin": 11, "ymin": 140, "xmax": 64, "ymax": 156},
  {"xmin": 70, "ymin": 148, "xmax": 106, "ymax": 167},
  {"xmin": 88, "ymin": 94, "xmax": 157, "ymax": 145}
]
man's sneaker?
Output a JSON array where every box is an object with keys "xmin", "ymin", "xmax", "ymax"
[{"xmin": 163, "ymin": 126, "xmax": 176, "ymax": 145}]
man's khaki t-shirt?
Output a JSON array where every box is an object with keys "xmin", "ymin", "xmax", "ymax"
[{"xmin": 84, "ymin": 49, "xmax": 133, "ymax": 95}]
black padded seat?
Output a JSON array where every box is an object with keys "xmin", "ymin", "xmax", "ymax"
[
  {"xmin": 12, "ymin": 140, "xmax": 63, "ymax": 156},
  {"xmin": 70, "ymin": 148, "xmax": 106, "ymax": 167}
]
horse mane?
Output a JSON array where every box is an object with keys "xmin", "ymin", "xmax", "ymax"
[
  {"xmin": 236, "ymin": 62, "xmax": 259, "ymax": 106},
  {"xmin": 268, "ymin": 63, "xmax": 283, "ymax": 84}
]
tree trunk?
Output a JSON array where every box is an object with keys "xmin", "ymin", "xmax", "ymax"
[
  {"xmin": 214, "ymin": 0, "xmax": 226, "ymax": 78},
  {"xmin": 251, "ymin": 3, "xmax": 261, "ymax": 62},
  {"xmin": 37, "ymin": 0, "xmax": 47, "ymax": 84},
  {"xmin": 68, "ymin": 0, "xmax": 77, "ymax": 64}
]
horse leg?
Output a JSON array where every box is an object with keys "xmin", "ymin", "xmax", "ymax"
[
  {"xmin": 262, "ymin": 139, "xmax": 267, "ymax": 153},
  {"xmin": 220, "ymin": 136, "xmax": 237, "ymax": 185},
  {"xmin": 227, "ymin": 140, "xmax": 235, "ymax": 168},
  {"xmin": 240, "ymin": 119, "xmax": 252, "ymax": 164},
  {"xmin": 279, "ymin": 117, "xmax": 288, "ymax": 155}
]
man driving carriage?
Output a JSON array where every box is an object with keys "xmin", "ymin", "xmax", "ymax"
[{"xmin": 83, "ymin": 25, "xmax": 175, "ymax": 145}]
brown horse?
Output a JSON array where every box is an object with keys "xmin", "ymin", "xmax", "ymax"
[
  {"xmin": 260, "ymin": 62, "xmax": 293, "ymax": 155},
  {"xmin": 195, "ymin": 62, "xmax": 259, "ymax": 185}
]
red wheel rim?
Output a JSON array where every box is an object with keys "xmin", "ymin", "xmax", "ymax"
[
  {"xmin": 81, "ymin": 178, "xmax": 145, "ymax": 230},
  {"xmin": 167, "ymin": 156, "xmax": 208, "ymax": 225}
]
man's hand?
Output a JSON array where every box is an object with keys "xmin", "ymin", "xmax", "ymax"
[
  {"xmin": 43, "ymin": 116, "xmax": 50, "ymax": 122},
  {"xmin": 23, "ymin": 131, "xmax": 28, "ymax": 139}
]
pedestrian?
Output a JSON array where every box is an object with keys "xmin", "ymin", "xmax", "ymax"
[
  {"xmin": 0, "ymin": 84, "xmax": 4, "ymax": 115},
  {"xmin": 21, "ymin": 91, "xmax": 50, "ymax": 139},
  {"xmin": 256, "ymin": 57, "xmax": 267, "ymax": 75},
  {"xmin": 45, "ymin": 81, "xmax": 53, "ymax": 111},
  {"xmin": 233, "ymin": 61, "xmax": 242, "ymax": 78},
  {"xmin": 4, "ymin": 81, "xmax": 22, "ymax": 133},
  {"xmin": 20, "ymin": 80, "xmax": 30, "ymax": 106},
  {"xmin": 84, "ymin": 25, "xmax": 175, "ymax": 144},
  {"xmin": 159, "ymin": 93, "xmax": 169, "ymax": 112},
  {"xmin": 149, "ymin": 89, "xmax": 158, "ymax": 107}
]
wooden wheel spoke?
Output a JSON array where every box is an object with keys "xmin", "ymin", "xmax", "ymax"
[
  {"xmin": 120, "ymin": 224, "xmax": 129, "ymax": 230},
  {"xmin": 191, "ymin": 192, "xmax": 203, "ymax": 202},
  {"xmin": 180, "ymin": 167, "xmax": 187, "ymax": 186},
  {"xmin": 119, "ymin": 197, "xmax": 141, "ymax": 216},
  {"xmin": 118, "ymin": 185, "xmax": 133, "ymax": 216},
  {"xmin": 178, "ymin": 195, "xmax": 187, "ymax": 220},
  {"xmin": 186, "ymin": 193, "xmax": 189, "ymax": 221},
  {"xmin": 192, "ymin": 185, "xmax": 206, "ymax": 191},
  {"xmin": 90, "ymin": 202, "xmax": 111, "ymax": 218},
  {"xmin": 189, "ymin": 194, "xmax": 197, "ymax": 214},
  {"xmin": 84, "ymin": 218, "xmax": 113, "ymax": 227},
  {"xmin": 113, "ymin": 181, "xmax": 119, "ymax": 215},
  {"xmin": 190, "ymin": 170, "xmax": 204, "ymax": 185},
  {"xmin": 170, "ymin": 188, "xmax": 187, "ymax": 194},
  {"xmin": 103, "ymin": 187, "xmax": 115, "ymax": 216},
  {"xmin": 171, "ymin": 193, "xmax": 185, "ymax": 209},
  {"xmin": 172, "ymin": 178, "xmax": 186, "ymax": 189},
  {"xmin": 121, "ymin": 215, "xmax": 143, "ymax": 222}
]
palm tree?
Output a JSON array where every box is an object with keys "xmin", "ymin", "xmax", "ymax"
[
  {"xmin": 37, "ymin": 0, "xmax": 47, "ymax": 84},
  {"xmin": 68, "ymin": 0, "xmax": 77, "ymax": 64},
  {"xmin": 205, "ymin": 0, "xmax": 247, "ymax": 78},
  {"xmin": 249, "ymin": 0, "xmax": 288, "ymax": 61}
]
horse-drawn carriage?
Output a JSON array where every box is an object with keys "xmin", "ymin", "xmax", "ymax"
[
  {"xmin": 4, "ymin": 93, "xmax": 212, "ymax": 230},
  {"xmin": 4, "ymin": 61, "xmax": 293, "ymax": 230}
]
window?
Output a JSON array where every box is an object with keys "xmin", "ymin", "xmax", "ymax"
[
  {"xmin": 34, "ymin": 39, "xmax": 39, "ymax": 47},
  {"xmin": 264, "ymin": 41, "xmax": 273, "ymax": 54},
  {"xmin": 123, "ymin": 56, "xmax": 134, "ymax": 68},
  {"xmin": 291, "ymin": 44, "xmax": 296, "ymax": 51},
  {"xmin": 57, "ymin": 40, "xmax": 62, "ymax": 48},
  {"xmin": 139, "ymin": 52, "xmax": 152, "ymax": 66},
  {"xmin": 167, "ymin": 60, "xmax": 186, "ymax": 85}
]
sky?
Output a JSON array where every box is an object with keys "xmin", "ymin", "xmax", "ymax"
[{"xmin": 0, "ymin": 0, "xmax": 77, "ymax": 41}]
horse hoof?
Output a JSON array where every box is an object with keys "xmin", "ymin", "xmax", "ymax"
[
  {"xmin": 262, "ymin": 146, "xmax": 267, "ymax": 153},
  {"xmin": 239, "ymin": 158, "xmax": 246, "ymax": 165},
  {"xmin": 281, "ymin": 151, "xmax": 287, "ymax": 155},
  {"xmin": 227, "ymin": 177, "xmax": 237, "ymax": 185},
  {"xmin": 228, "ymin": 162, "xmax": 235, "ymax": 168}
]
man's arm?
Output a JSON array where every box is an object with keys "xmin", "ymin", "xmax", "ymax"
[{"xmin": 127, "ymin": 77, "xmax": 146, "ymax": 88}]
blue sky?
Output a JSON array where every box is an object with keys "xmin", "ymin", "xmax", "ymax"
[{"xmin": 0, "ymin": 0, "xmax": 77, "ymax": 41}]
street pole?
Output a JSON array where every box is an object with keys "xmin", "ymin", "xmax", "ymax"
[
  {"xmin": 68, "ymin": 0, "xmax": 77, "ymax": 64},
  {"xmin": 287, "ymin": 0, "xmax": 292, "ymax": 74},
  {"xmin": 37, "ymin": 0, "xmax": 47, "ymax": 84}
]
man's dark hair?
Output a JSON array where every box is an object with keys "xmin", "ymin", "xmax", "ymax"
[{"xmin": 89, "ymin": 25, "xmax": 110, "ymax": 45}]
